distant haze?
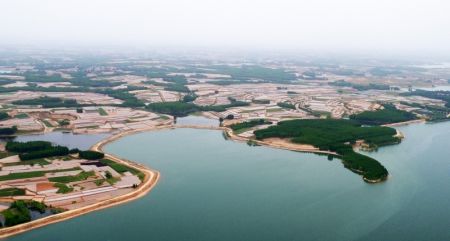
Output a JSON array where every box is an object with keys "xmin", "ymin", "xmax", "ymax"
[{"xmin": 1, "ymin": 0, "xmax": 450, "ymax": 55}]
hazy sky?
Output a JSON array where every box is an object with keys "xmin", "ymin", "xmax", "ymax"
[{"xmin": 2, "ymin": 0, "xmax": 450, "ymax": 53}]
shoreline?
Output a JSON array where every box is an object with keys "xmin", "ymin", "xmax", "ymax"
[
  {"xmin": 0, "ymin": 120, "xmax": 405, "ymax": 238},
  {"xmin": 0, "ymin": 126, "xmax": 163, "ymax": 239},
  {"xmin": 381, "ymin": 119, "xmax": 425, "ymax": 127}
]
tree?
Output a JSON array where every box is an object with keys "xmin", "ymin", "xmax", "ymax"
[
  {"xmin": 225, "ymin": 114, "xmax": 234, "ymax": 120},
  {"xmin": 0, "ymin": 112, "xmax": 9, "ymax": 120},
  {"xmin": 79, "ymin": 150, "xmax": 105, "ymax": 160}
]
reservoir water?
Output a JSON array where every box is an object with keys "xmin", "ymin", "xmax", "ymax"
[
  {"xmin": 5, "ymin": 122, "xmax": 450, "ymax": 241},
  {"xmin": 0, "ymin": 131, "xmax": 109, "ymax": 150}
]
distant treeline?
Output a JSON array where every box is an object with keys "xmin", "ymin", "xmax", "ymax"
[
  {"xmin": 400, "ymin": 101, "xmax": 449, "ymax": 122},
  {"xmin": 19, "ymin": 146, "xmax": 69, "ymax": 161},
  {"xmin": 3, "ymin": 85, "xmax": 145, "ymax": 108},
  {"xmin": 79, "ymin": 150, "xmax": 104, "ymax": 160},
  {"xmin": 402, "ymin": 90, "xmax": 450, "ymax": 108},
  {"xmin": 23, "ymin": 71, "xmax": 123, "ymax": 88},
  {"xmin": 208, "ymin": 65, "xmax": 296, "ymax": 82},
  {"xmin": 13, "ymin": 96, "xmax": 80, "ymax": 108},
  {"xmin": 229, "ymin": 119, "xmax": 272, "ymax": 131},
  {"xmin": 134, "ymin": 65, "xmax": 297, "ymax": 83},
  {"xmin": 0, "ymin": 126, "xmax": 18, "ymax": 135},
  {"xmin": 6, "ymin": 141, "xmax": 69, "ymax": 161},
  {"xmin": 146, "ymin": 98, "xmax": 249, "ymax": 117},
  {"xmin": 0, "ymin": 112, "xmax": 10, "ymax": 120},
  {"xmin": 0, "ymin": 79, "xmax": 15, "ymax": 86},
  {"xmin": 143, "ymin": 75, "xmax": 190, "ymax": 93},
  {"xmin": 329, "ymin": 80, "xmax": 398, "ymax": 91},
  {"xmin": 277, "ymin": 102, "xmax": 296, "ymax": 110},
  {"xmin": 350, "ymin": 104, "xmax": 417, "ymax": 125}
]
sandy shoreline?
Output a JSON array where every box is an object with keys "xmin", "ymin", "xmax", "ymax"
[{"xmin": 382, "ymin": 119, "xmax": 425, "ymax": 127}]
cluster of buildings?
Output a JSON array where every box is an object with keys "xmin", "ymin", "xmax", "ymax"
[{"xmin": 0, "ymin": 155, "xmax": 141, "ymax": 211}]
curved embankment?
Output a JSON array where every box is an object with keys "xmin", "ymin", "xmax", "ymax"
[{"xmin": 0, "ymin": 127, "xmax": 162, "ymax": 239}]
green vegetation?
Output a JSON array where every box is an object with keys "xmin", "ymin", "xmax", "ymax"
[
  {"xmin": 0, "ymin": 84, "xmax": 145, "ymax": 108},
  {"xmin": 252, "ymin": 99, "xmax": 270, "ymax": 104},
  {"xmin": 42, "ymin": 120, "xmax": 53, "ymax": 127},
  {"xmin": 6, "ymin": 141, "xmax": 69, "ymax": 161},
  {"xmin": 254, "ymin": 119, "xmax": 400, "ymax": 182},
  {"xmin": 78, "ymin": 150, "xmax": 105, "ymax": 160},
  {"xmin": 58, "ymin": 119, "xmax": 70, "ymax": 126},
  {"xmin": 54, "ymin": 183, "xmax": 74, "ymax": 193},
  {"xmin": 100, "ymin": 159, "xmax": 144, "ymax": 180},
  {"xmin": 277, "ymin": 102, "xmax": 296, "ymax": 110},
  {"xmin": 14, "ymin": 113, "xmax": 29, "ymax": 119},
  {"xmin": 0, "ymin": 168, "xmax": 80, "ymax": 182},
  {"xmin": 98, "ymin": 107, "xmax": 108, "ymax": 116},
  {"xmin": 18, "ymin": 146, "xmax": 69, "ymax": 161},
  {"xmin": 0, "ymin": 126, "xmax": 17, "ymax": 135},
  {"xmin": 329, "ymin": 80, "xmax": 397, "ymax": 91},
  {"xmin": 0, "ymin": 111, "xmax": 9, "ymax": 120},
  {"xmin": 2, "ymin": 200, "xmax": 47, "ymax": 227},
  {"xmin": 2, "ymin": 201, "xmax": 31, "ymax": 226},
  {"xmin": 48, "ymin": 171, "xmax": 95, "ymax": 183},
  {"xmin": 104, "ymin": 171, "xmax": 120, "ymax": 184},
  {"xmin": 6, "ymin": 141, "xmax": 52, "ymax": 152},
  {"xmin": 0, "ymin": 79, "xmax": 15, "ymax": 86},
  {"xmin": 350, "ymin": 104, "xmax": 417, "ymax": 125},
  {"xmin": 0, "ymin": 188, "xmax": 25, "ymax": 197},
  {"xmin": 400, "ymin": 101, "xmax": 449, "ymax": 122},
  {"xmin": 164, "ymin": 84, "xmax": 190, "ymax": 93},
  {"xmin": 229, "ymin": 119, "xmax": 272, "ymax": 131},
  {"xmin": 209, "ymin": 80, "xmax": 260, "ymax": 85},
  {"xmin": 24, "ymin": 73, "xmax": 66, "ymax": 83},
  {"xmin": 3, "ymin": 158, "xmax": 50, "ymax": 167},
  {"xmin": 0, "ymin": 151, "xmax": 14, "ymax": 159},
  {"xmin": 209, "ymin": 65, "xmax": 296, "ymax": 82},
  {"xmin": 146, "ymin": 99, "xmax": 249, "ymax": 117},
  {"xmin": 402, "ymin": 90, "xmax": 450, "ymax": 108},
  {"xmin": 95, "ymin": 88, "xmax": 145, "ymax": 107},
  {"xmin": 182, "ymin": 93, "xmax": 198, "ymax": 103},
  {"xmin": 146, "ymin": 102, "xmax": 205, "ymax": 117},
  {"xmin": 12, "ymin": 96, "xmax": 80, "ymax": 108},
  {"xmin": 95, "ymin": 179, "xmax": 105, "ymax": 186}
]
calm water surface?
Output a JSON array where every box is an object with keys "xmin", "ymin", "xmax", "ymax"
[
  {"xmin": 5, "ymin": 122, "xmax": 450, "ymax": 241},
  {"xmin": 175, "ymin": 115, "xmax": 219, "ymax": 127},
  {"xmin": 0, "ymin": 132, "xmax": 110, "ymax": 150}
]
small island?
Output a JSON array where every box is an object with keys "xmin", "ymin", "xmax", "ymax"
[{"xmin": 249, "ymin": 119, "xmax": 401, "ymax": 183}]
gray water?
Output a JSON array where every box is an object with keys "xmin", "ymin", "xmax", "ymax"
[
  {"xmin": 416, "ymin": 85, "xmax": 450, "ymax": 91},
  {"xmin": 4, "ymin": 122, "xmax": 450, "ymax": 241},
  {"xmin": 175, "ymin": 115, "xmax": 219, "ymax": 127},
  {"xmin": 0, "ymin": 132, "xmax": 110, "ymax": 150}
]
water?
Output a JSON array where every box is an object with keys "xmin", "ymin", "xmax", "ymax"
[
  {"xmin": 5, "ymin": 122, "xmax": 450, "ymax": 241},
  {"xmin": 175, "ymin": 115, "xmax": 219, "ymax": 127},
  {"xmin": 0, "ymin": 132, "xmax": 110, "ymax": 150},
  {"xmin": 416, "ymin": 85, "xmax": 450, "ymax": 91}
]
